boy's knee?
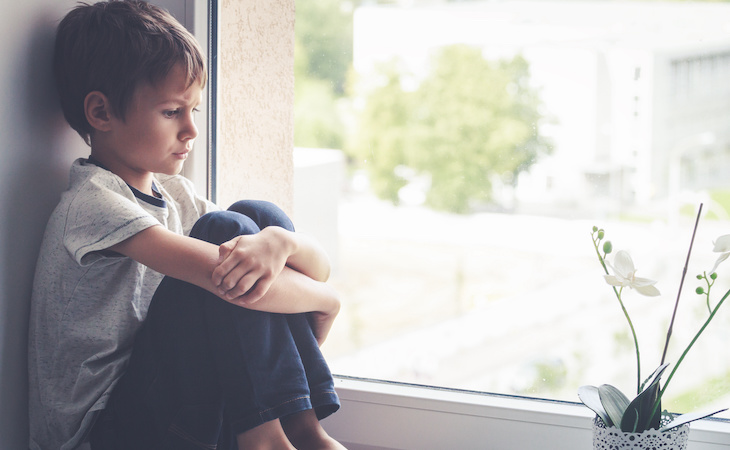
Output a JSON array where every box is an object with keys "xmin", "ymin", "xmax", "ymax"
[
  {"xmin": 227, "ymin": 200, "xmax": 294, "ymax": 232},
  {"xmin": 190, "ymin": 210, "xmax": 260, "ymax": 245}
]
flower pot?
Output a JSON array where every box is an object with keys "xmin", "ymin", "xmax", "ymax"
[{"xmin": 592, "ymin": 416, "xmax": 689, "ymax": 450}]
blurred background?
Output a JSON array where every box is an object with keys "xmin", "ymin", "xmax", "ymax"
[{"xmin": 290, "ymin": 0, "xmax": 730, "ymax": 418}]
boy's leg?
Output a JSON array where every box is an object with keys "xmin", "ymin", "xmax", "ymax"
[
  {"xmin": 91, "ymin": 200, "xmax": 339, "ymax": 450},
  {"xmin": 224, "ymin": 199, "xmax": 295, "ymax": 230},
  {"xmin": 235, "ymin": 419, "xmax": 295, "ymax": 450},
  {"xmin": 193, "ymin": 200, "xmax": 340, "ymax": 425},
  {"xmin": 226, "ymin": 201, "xmax": 340, "ymax": 420},
  {"xmin": 280, "ymin": 409, "xmax": 347, "ymax": 450},
  {"xmin": 222, "ymin": 202, "xmax": 343, "ymax": 448}
]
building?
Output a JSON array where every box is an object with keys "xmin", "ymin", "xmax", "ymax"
[{"xmin": 353, "ymin": 1, "xmax": 730, "ymax": 217}]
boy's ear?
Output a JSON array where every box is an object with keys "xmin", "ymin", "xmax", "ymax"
[{"xmin": 84, "ymin": 91, "xmax": 113, "ymax": 132}]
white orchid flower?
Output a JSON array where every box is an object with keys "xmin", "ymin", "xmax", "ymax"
[
  {"xmin": 710, "ymin": 234, "xmax": 730, "ymax": 275},
  {"xmin": 604, "ymin": 250, "xmax": 660, "ymax": 297}
]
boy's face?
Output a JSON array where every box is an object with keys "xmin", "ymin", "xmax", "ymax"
[{"xmin": 102, "ymin": 63, "xmax": 203, "ymax": 189}]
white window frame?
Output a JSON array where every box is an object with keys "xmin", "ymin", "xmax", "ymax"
[{"xmin": 321, "ymin": 377, "xmax": 730, "ymax": 450}]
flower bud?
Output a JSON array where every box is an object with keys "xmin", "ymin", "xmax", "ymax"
[
  {"xmin": 696, "ymin": 287, "xmax": 705, "ymax": 295},
  {"xmin": 711, "ymin": 272, "xmax": 718, "ymax": 280},
  {"xmin": 602, "ymin": 241, "xmax": 612, "ymax": 254},
  {"xmin": 597, "ymin": 230, "xmax": 605, "ymax": 240},
  {"xmin": 592, "ymin": 226, "xmax": 598, "ymax": 232},
  {"xmin": 697, "ymin": 274, "xmax": 703, "ymax": 280}
]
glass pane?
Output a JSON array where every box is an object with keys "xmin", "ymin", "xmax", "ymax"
[{"xmin": 294, "ymin": 0, "xmax": 730, "ymax": 419}]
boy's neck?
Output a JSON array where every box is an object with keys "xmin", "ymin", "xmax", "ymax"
[{"xmin": 89, "ymin": 150, "xmax": 156, "ymax": 197}]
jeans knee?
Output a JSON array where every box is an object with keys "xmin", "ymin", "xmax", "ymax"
[
  {"xmin": 190, "ymin": 210, "xmax": 260, "ymax": 245},
  {"xmin": 227, "ymin": 200, "xmax": 294, "ymax": 232}
]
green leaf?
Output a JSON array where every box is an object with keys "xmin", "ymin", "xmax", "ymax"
[
  {"xmin": 578, "ymin": 385, "xmax": 612, "ymax": 427},
  {"xmin": 660, "ymin": 408, "xmax": 729, "ymax": 432},
  {"xmin": 621, "ymin": 387, "xmax": 659, "ymax": 432},
  {"xmin": 598, "ymin": 384, "xmax": 630, "ymax": 428},
  {"xmin": 639, "ymin": 363, "xmax": 669, "ymax": 393},
  {"xmin": 620, "ymin": 364, "xmax": 670, "ymax": 432}
]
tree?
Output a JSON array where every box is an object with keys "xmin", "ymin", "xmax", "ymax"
[
  {"xmin": 294, "ymin": 0, "xmax": 355, "ymax": 148},
  {"xmin": 350, "ymin": 45, "xmax": 551, "ymax": 213},
  {"xmin": 295, "ymin": 0, "xmax": 353, "ymax": 94},
  {"xmin": 350, "ymin": 65, "xmax": 414, "ymax": 203}
]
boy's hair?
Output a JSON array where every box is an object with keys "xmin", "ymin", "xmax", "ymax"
[{"xmin": 54, "ymin": 0, "xmax": 207, "ymax": 145}]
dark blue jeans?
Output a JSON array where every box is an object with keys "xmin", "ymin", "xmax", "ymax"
[{"xmin": 90, "ymin": 200, "xmax": 339, "ymax": 450}]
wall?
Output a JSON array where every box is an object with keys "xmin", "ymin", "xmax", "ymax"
[
  {"xmin": 217, "ymin": 0, "xmax": 295, "ymax": 213},
  {"xmin": 0, "ymin": 0, "xmax": 88, "ymax": 447}
]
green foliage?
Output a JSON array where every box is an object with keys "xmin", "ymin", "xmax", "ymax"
[
  {"xmin": 294, "ymin": 76, "xmax": 345, "ymax": 150},
  {"xmin": 668, "ymin": 369, "xmax": 730, "ymax": 413},
  {"xmin": 293, "ymin": 0, "xmax": 354, "ymax": 149},
  {"xmin": 350, "ymin": 65, "xmax": 413, "ymax": 203},
  {"xmin": 350, "ymin": 45, "xmax": 550, "ymax": 213},
  {"xmin": 295, "ymin": 0, "xmax": 353, "ymax": 94},
  {"xmin": 711, "ymin": 189, "xmax": 730, "ymax": 210}
]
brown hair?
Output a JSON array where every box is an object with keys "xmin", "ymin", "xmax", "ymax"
[{"xmin": 54, "ymin": 0, "xmax": 207, "ymax": 145}]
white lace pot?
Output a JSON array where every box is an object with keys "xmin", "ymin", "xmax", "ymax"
[{"xmin": 592, "ymin": 416, "xmax": 689, "ymax": 450}]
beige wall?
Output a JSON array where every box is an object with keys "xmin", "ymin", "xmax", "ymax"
[{"xmin": 218, "ymin": 0, "xmax": 295, "ymax": 213}]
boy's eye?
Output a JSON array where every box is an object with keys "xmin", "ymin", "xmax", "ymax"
[{"xmin": 163, "ymin": 109, "xmax": 180, "ymax": 118}]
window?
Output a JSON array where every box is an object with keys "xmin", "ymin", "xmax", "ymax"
[
  {"xmin": 293, "ymin": 0, "xmax": 730, "ymax": 425},
  {"xmin": 153, "ymin": 0, "xmax": 217, "ymax": 198}
]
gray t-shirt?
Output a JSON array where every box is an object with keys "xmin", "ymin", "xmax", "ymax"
[{"xmin": 28, "ymin": 158, "xmax": 218, "ymax": 450}]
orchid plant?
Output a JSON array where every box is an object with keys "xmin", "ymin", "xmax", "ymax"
[{"xmin": 578, "ymin": 204, "xmax": 729, "ymax": 433}]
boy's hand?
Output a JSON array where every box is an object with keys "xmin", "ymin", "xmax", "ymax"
[{"xmin": 213, "ymin": 227, "xmax": 292, "ymax": 304}]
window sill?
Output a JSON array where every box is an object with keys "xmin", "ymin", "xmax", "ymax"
[{"xmin": 321, "ymin": 376, "xmax": 730, "ymax": 450}]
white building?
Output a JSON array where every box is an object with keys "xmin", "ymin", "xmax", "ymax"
[{"xmin": 353, "ymin": 1, "xmax": 730, "ymax": 216}]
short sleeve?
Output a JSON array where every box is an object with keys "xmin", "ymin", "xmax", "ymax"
[
  {"xmin": 64, "ymin": 174, "xmax": 161, "ymax": 266},
  {"xmin": 156, "ymin": 174, "xmax": 220, "ymax": 235}
]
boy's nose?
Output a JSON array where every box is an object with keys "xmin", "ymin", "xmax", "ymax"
[{"xmin": 180, "ymin": 115, "xmax": 199, "ymax": 142}]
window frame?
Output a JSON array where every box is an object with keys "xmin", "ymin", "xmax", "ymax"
[{"xmin": 321, "ymin": 376, "xmax": 730, "ymax": 450}]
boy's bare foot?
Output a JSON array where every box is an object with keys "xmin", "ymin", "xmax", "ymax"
[
  {"xmin": 281, "ymin": 409, "xmax": 347, "ymax": 449},
  {"xmin": 236, "ymin": 419, "xmax": 296, "ymax": 450}
]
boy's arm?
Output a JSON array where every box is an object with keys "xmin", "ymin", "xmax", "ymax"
[
  {"xmin": 109, "ymin": 225, "xmax": 339, "ymax": 317},
  {"xmin": 215, "ymin": 226, "xmax": 331, "ymax": 288}
]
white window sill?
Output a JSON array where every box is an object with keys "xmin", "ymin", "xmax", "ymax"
[{"xmin": 321, "ymin": 376, "xmax": 730, "ymax": 450}]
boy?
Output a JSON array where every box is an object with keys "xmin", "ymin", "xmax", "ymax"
[{"xmin": 28, "ymin": 1, "xmax": 345, "ymax": 449}]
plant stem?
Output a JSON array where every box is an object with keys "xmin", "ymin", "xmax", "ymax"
[
  {"xmin": 703, "ymin": 273, "xmax": 714, "ymax": 314},
  {"xmin": 660, "ymin": 203, "xmax": 702, "ymax": 366},
  {"xmin": 593, "ymin": 231, "xmax": 642, "ymax": 395},
  {"xmin": 651, "ymin": 286, "xmax": 730, "ymax": 420},
  {"xmin": 616, "ymin": 287, "xmax": 642, "ymax": 395}
]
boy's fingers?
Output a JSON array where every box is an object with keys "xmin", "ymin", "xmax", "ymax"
[
  {"xmin": 212, "ymin": 259, "xmax": 236, "ymax": 287},
  {"xmin": 217, "ymin": 240, "xmax": 235, "ymax": 263},
  {"xmin": 220, "ymin": 276, "xmax": 253, "ymax": 299},
  {"xmin": 216, "ymin": 254, "xmax": 271, "ymax": 291},
  {"xmin": 213, "ymin": 241, "xmax": 246, "ymax": 286},
  {"xmin": 230, "ymin": 276, "xmax": 274, "ymax": 306},
  {"xmin": 214, "ymin": 260, "xmax": 241, "ymax": 288},
  {"xmin": 216, "ymin": 265, "xmax": 273, "ymax": 301}
]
